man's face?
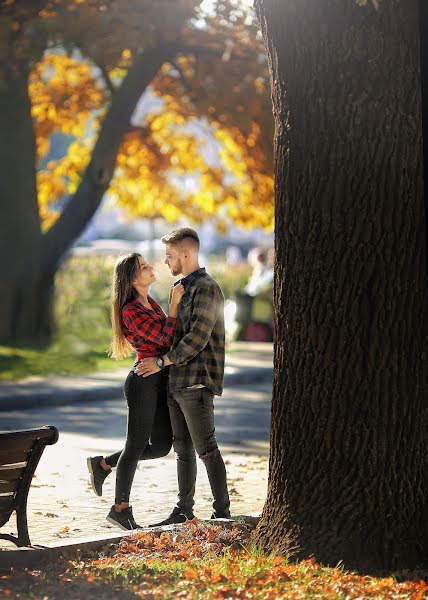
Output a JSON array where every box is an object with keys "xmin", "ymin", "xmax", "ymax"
[{"xmin": 164, "ymin": 245, "xmax": 183, "ymax": 276}]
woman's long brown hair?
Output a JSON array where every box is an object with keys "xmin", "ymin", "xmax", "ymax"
[{"xmin": 108, "ymin": 253, "xmax": 142, "ymax": 360}]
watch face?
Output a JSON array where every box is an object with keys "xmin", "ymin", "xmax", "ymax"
[{"xmin": 156, "ymin": 358, "xmax": 164, "ymax": 368}]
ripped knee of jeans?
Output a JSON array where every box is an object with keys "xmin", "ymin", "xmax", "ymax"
[
  {"xmin": 173, "ymin": 440, "xmax": 195, "ymax": 457},
  {"xmin": 199, "ymin": 447, "xmax": 220, "ymax": 461}
]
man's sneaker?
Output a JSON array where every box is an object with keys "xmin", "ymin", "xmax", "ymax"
[
  {"xmin": 106, "ymin": 506, "xmax": 142, "ymax": 531},
  {"xmin": 149, "ymin": 509, "xmax": 195, "ymax": 527},
  {"xmin": 87, "ymin": 456, "xmax": 112, "ymax": 497},
  {"xmin": 211, "ymin": 512, "xmax": 232, "ymax": 520}
]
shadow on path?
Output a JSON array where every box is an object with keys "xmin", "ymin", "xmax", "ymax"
[{"xmin": 0, "ymin": 383, "xmax": 272, "ymax": 455}]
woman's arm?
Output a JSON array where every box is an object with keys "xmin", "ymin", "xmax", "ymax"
[
  {"xmin": 122, "ymin": 284, "xmax": 184, "ymax": 349},
  {"xmin": 122, "ymin": 307, "xmax": 176, "ymax": 348}
]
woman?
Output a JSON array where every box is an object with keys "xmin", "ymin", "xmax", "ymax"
[{"xmin": 87, "ymin": 253, "xmax": 184, "ymax": 530}]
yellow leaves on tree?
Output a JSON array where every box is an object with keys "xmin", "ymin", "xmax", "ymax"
[
  {"xmin": 31, "ymin": 42, "xmax": 274, "ymax": 232},
  {"xmin": 30, "ymin": 53, "xmax": 106, "ymax": 162},
  {"xmin": 37, "ymin": 139, "xmax": 91, "ymax": 229}
]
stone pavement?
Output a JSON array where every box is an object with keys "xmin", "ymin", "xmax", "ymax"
[{"xmin": 0, "ymin": 343, "xmax": 273, "ymax": 550}]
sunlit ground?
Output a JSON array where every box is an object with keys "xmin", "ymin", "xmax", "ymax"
[{"xmin": 0, "ymin": 383, "xmax": 271, "ymax": 549}]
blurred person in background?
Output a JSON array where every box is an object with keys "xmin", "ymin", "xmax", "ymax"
[
  {"xmin": 234, "ymin": 246, "xmax": 274, "ymax": 342},
  {"xmin": 244, "ymin": 247, "xmax": 268, "ymax": 296},
  {"xmin": 87, "ymin": 253, "xmax": 184, "ymax": 531},
  {"xmin": 252, "ymin": 246, "xmax": 274, "ymax": 295},
  {"xmin": 225, "ymin": 245, "xmax": 243, "ymax": 267}
]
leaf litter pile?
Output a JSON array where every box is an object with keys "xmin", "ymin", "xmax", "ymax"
[{"xmin": 1, "ymin": 519, "xmax": 427, "ymax": 599}]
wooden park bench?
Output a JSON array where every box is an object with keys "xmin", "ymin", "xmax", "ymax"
[{"xmin": 0, "ymin": 426, "xmax": 59, "ymax": 547}]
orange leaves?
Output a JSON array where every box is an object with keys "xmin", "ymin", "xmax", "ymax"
[
  {"xmin": 30, "ymin": 52, "xmax": 106, "ymax": 162},
  {"xmin": 114, "ymin": 522, "xmax": 230, "ymax": 564},
  {"xmin": 3, "ymin": 521, "xmax": 428, "ymax": 599},
  {"xmin": 37, "ymin": 140, "xmax": 91, "ymax": 228},
  {"xmin": 183, "ymin": 568, "xmax": 198, "ymax": 580}
]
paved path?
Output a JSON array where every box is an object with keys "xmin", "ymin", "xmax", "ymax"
[
  {"xmin": 0, "ymin": 342, "xmax": 273, "ymax": 410},
  {"xmin": 0, "ymin": 380, "xmax": 272, "ymax": 549}
]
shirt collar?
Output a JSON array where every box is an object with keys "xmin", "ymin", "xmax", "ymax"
[{"xmin": 180, "ymin": 267, "xmax": 206, "ymax": 288}]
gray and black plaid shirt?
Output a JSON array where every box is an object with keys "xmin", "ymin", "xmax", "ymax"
[{"xmin": 166, "ymin": 268, "xmax": 225, "ymax": 395}]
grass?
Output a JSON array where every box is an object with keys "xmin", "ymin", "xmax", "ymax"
[
  {"xmin": 2, "ymin": 522, "xmax": 427, "ymax": 599},
  {"xmin": 0, "ymin": 255, "xmax": 133, "ymax": 381},
  {"xmin": 0, "ymin": 255, "xmax": 251, "ymax": 382}
]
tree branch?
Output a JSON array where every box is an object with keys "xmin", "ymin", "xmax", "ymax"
[
  {"xmin": 42, "ymin": 45, "xmax": 176, "ymax": 270},
  {"xmin": 169, "ymin": 59, "xmax": 193, "ymax": 94},
  {"xmin": 99, "ymin": 65, "xmax": 116, "ymax": 95},
  {"xmin": 176, "ymin": 43, "xmax": 253, "ymax": 63}
]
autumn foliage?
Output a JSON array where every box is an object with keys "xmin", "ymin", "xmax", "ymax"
[
  {"xmin": 2, "ymin": 0, "xmax": 274, "ymax": 232},
  {"xmin": 1, "ymin": 522, "xmax": 427, "ymax": 599}
]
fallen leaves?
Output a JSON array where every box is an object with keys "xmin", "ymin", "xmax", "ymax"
[
  {"xmin": 2, "ymin": 522, "xmax": 427, "ymax": 599},
  {"xmin": 54, "ymin": 525, "xmax": 70, "ymax": 537}
]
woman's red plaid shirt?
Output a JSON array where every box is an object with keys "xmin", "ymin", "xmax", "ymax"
[{"xmin": 121, "ymin": 296, "xmax": 176, "ymax": 362}]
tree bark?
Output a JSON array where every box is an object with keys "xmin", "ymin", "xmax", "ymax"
[
  {"xmin": 253, "ymin": 0, "xmax": 428, "ymax": 570},
  {"xmin": 0, "ymin": 67, "xmax": 49, "ymax": 345}
]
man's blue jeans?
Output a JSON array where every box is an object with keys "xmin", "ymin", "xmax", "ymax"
[{"xmin": 168, "ymin": 386, "xmax": 230, "ymax": 517}]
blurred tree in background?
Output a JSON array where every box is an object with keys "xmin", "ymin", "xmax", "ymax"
[{"xmin": 0, "ymin": 0, "xmax": 272, "ymax": 346}]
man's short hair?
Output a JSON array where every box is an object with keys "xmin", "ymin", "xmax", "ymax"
[{"xmin": 161, "ymin": 228, "xmax": 200, "ymax": 250}]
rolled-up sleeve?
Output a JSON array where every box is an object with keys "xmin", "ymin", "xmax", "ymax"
[{"xmin": 167, "ymin": 285, "xmax": 221, "ymax": 365}]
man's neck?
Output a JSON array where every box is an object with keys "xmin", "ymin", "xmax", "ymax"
[{"xmin": 181, "ymin": 263, "xmax": 201, "ymax": 277}]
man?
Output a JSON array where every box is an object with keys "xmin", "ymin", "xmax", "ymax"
[{"xmin": 136, "ymin": 227, "xmax": 231, "ymax": 525}]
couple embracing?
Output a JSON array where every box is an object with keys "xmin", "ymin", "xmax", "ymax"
[{"xmin": 87, "ymin": 227, "xmax": 231, "ymax": 530}]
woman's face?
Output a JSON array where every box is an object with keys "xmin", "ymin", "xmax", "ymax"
[{"xmin": 132, "ymin": 256, "xmax": 156, "ymax": 288}]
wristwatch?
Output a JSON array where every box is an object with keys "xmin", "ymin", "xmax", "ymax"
[{"xmin": 156, "ymin": 357, "xmax": 164, "ymax": 369}]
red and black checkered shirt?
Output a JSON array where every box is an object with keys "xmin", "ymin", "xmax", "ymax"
[{"xmin": 121, "ymin": 296, "xmax": 176, "ymax": 362}]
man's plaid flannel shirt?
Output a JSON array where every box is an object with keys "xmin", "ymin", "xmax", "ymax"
[
  {"xmin": 121, "ymin": 296, "xmax": 176, "ymax": 361},
  {"xmin": 167, "ymin": 268, "xmax": 225, "ymax": 396}
]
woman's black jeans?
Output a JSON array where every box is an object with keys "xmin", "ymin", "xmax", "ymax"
[{"xmin": 105, "ymin": 366, "xmax": 172, "ymax": 504}]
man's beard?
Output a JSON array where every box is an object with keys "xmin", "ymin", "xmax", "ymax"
[{"xmin": 170, "ymin": 261, "xmax": 182, "ymax": 276}]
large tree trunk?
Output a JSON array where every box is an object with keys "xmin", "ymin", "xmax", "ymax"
[
  {"xmin": 0, "ymin": 48, "xmax": 172, "ymax": 346},
  {"xmin": 0, "ymin": 68, "xmax": 51, "ymax": 345},
  {"xmin": 419, "ymin": 0, "xmax": 428, "ymax": 502},
  {"xmin": 253, "ymin": 0, "xmax": 428, "ymax": 570}
]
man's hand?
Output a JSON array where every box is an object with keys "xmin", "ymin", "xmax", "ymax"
[{"xmin": 134, "ymin": 357, "xmax": 160, "ymax": 377}]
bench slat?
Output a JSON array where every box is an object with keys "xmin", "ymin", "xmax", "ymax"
[
  {"xmin": 0, "ymin": 466, "xmax": 24, "ymax": 491},
  {"xmin": 0, "ymin": 466, "xmax": 25, "ymax": 481},
  {"xmin": 0, "ymin": 493, "xmax": 15, "ymax": 511},
  {"xmin": 0, "ymin": 437, "xmax": 36, "ymax": 454},
  {"xmin": 0, "ymin": 494, "xmax": 15, "ymax": 528},
  {"xmin": 0, "ymin": 427, "xmax": 58, "ymax": 444},
  {"xmin": 0, "ymin": 448, "xmax": 30, "ymax": 466},
  {"xmin": 0, "ymin": 481, "xmax": 20, "ymax": 494}
]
